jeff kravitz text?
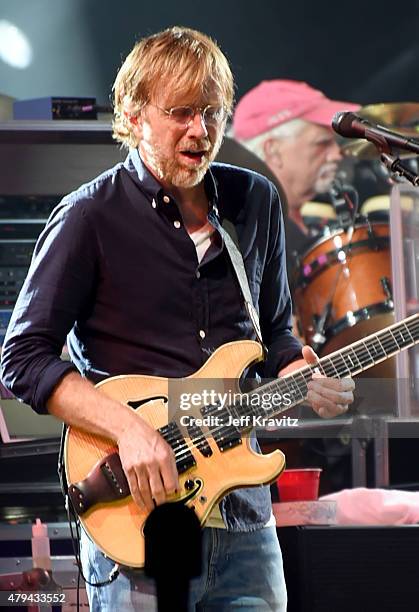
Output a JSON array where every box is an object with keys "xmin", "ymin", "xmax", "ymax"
[{"xmin": 179, "ymin": 414, "xmax": 299, "ymax": 428}]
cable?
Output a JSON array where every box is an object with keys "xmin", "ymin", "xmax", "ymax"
[{"xmin": 65, "ymin": 495, "xmax": 120, "ymax": 587}]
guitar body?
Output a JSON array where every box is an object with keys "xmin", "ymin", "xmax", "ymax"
[{"xmin": 65, "ymin": 340, "xmax": 286, "ymax": 567}]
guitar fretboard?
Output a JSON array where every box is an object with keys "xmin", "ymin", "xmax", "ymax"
[{"xmin": 233, "ymin": 313, "xmax": 419, "ymax": 426}]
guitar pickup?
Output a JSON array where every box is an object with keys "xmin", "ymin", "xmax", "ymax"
[
  {"xmin": 159, "ymin": 421, "xmax": 196, "ymax": 473},
  {"xmin": 187, "ymin": 423, "xmax": 213, "ymax": 457},
  {"xmin": 213, "ymin": 426, "xmax": 242, "ymax": 452},
  {"xmin": 200, "ymin": 404, "xmax": 242, "ymax": 452}
]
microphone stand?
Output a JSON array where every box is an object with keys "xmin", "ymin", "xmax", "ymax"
[
  {"xmin": 366, "ymin": 131, "xmax": 419, "ymax": 187},
  {"xmin": 380, "ymin": 152, "xmax": 419, "ymax": 187}
]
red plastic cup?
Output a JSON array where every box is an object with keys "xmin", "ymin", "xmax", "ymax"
[{"xmin": 277, "ymin": 468, "xmax": 322, "ymax": 502}]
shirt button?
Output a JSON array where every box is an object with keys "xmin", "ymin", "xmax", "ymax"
[
  {"xmin": 151, "ymin": 199, "xmax": 157, "ymax": 209},
  {"xmin": 163, "ymin": 195, "xmax": 170, "ymax": 203},
  {"xmin": 173, "ymin": 220, "xmax": 181, "ymax": 229},
  {"xmin": 199, "ymin": 329, "xmax": 206, "ymax": 339}
]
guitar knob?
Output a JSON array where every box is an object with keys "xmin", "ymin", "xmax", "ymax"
[{"xmin": 184, "ymin": 479, "xmax": 195, "ymax": 491}]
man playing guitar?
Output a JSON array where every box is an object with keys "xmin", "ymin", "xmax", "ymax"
[{"xmin": 1, "ymin": 27, "xmax": 355, "ymax": 611}]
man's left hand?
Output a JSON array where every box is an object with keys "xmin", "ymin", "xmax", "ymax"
[{"xmin": 279, "ymin": 345, "xmax": 355, "ymax": 419}]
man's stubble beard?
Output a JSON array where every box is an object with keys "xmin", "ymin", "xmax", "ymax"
[{"xmin": 153, "ymin": 132, "xmax": 224, "ymax": 188}]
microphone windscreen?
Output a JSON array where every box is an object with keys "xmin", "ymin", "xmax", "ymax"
[{"xmin": 332, "ymin": 111, "xmax": 360, "ymax": 138}]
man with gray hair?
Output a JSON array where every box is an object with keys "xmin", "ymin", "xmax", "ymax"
[{"xmin": 233, "ymin": 80, "xmax": 359, "ymax": 240}]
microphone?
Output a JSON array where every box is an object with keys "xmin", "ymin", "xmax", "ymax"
[{"xmin": 332, "ymin": 111, "xmax": 419, "ymax": 155}]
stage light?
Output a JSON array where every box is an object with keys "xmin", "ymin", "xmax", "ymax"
[{"xmin": 0, "ymin": 20, "xmax": 32, "ymax": 69}]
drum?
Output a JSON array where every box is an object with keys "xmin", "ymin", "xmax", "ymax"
[{"xmin": 293, "ymin": 223, "xmax": 395, "ymax": 377}]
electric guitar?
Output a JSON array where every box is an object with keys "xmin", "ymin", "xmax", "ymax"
[{"xmin": 65, "ymin": 313, "xmax": 419, "ymax": 567}]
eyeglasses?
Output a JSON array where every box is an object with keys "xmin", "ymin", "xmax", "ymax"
[{"xmin": 150, "ymin": 103, "xmax": 226, "ymax": 127}]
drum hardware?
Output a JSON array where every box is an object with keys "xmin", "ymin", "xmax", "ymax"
[
  {"xmin": 330, "ymin": 178, "xmax": 359, "ymax": 229},
  {"xmin": 380, "ymin": 277, "xmax": 393, "ymax": 306},
  {"xmin": 311, "ymin": 302, "xmax": 333, "ymax": 352},
  {"xmin": 292, "ymin": 250, "xmax": 302, "ymax": 270},
  {"xmin": 380, "ymin": 151, "xmax": 419, "ymax": 187},
  {"xmin": 293, "ymin": 232, "xmax": 389, "ymax": 289},
  {"xmin": 366, "ymin": 220, "xmax": 380, "ymax": 251},
  {"xmin": 323, "ymin": 302, "xmax": 394, "ymax": 340},
  {"xmin": 296, "ymin": 317, "xmax": 304, "ymax": 339},
  {"xmin": 293, "ymin": 223, "xmax": 394, "ymax": 376}
]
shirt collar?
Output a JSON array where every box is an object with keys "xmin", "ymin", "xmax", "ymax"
[{"xmin": 125, "ymin": 148, "xmax": 164, "ymax": 201}]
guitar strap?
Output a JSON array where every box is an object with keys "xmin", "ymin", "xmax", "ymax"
[{"xmin": 220, "ymin": 218, "xmax": 267, "ymax": 358}]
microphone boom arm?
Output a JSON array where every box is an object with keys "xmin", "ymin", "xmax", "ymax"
[
  {"xmin": 364, "ymin": 127, "xmax": 419, "ymax": 186},
  {"xmin": 380, "ymin": 152, "xmax": 419, "ymax": 187}
]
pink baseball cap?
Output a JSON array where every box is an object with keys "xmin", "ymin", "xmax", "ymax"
[{"xmin": 233, "ymin": 80, "xmax": 360, "ymax": 140}]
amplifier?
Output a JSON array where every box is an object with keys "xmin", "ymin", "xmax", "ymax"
[
  {"xmin": 0, "ymin": 196, "xmax": 59, "ymax": 219},
  {"xmin": 277, "ymin": 525, "xmax": 419, "ymax": 612},
  {"xmin": 0, "ymin": 196, "xmax": 59, "ymax": 342}
]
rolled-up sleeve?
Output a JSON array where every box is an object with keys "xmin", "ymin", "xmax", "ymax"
[
  {"xmin": 0, "ymin": 197, "xmax": 97, "ymax": 413},
  {"xmin": 259, "ymin": 182, "xmax": 302, "ymax": 376}
]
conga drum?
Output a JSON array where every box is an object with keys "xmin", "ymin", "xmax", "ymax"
[{"xmin": 293, "ymin": 223, "xmax": 395, "ymax": 377}]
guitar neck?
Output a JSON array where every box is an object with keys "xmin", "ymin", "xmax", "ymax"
[{"xmin": 233, "ymin": 313, "xmax": 419, "ymax": 426}]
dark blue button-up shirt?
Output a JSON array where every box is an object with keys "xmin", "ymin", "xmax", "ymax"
[{"xmin": 1, "ymin": 149, "xmax": 302, "ymax": 531}]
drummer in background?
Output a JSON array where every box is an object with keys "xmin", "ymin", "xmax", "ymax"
[
  {"xmin": 233, "ymin": 82, "xmax": 362, "ymax": 493},
  {"xmin": 232, "ymin": 80, "xmax": 359, "ymax": 279}
]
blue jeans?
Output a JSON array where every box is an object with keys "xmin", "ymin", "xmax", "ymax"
[{"xmin": 80, "ymin": 526, "xmax": 287, "ymax": 611}]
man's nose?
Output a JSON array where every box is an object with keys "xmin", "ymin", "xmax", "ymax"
[
  {"xmin": 328, "ymin": 140, "xmax": 343, "ymax": 162},
  {"xmin": 186, "ymin": 111, "xmax": 208, "ymax": 138}
]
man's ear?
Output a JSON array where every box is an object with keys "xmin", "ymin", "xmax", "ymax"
[
  {"xmin": 122, "ymin": 96, "xmax": 143, "ymax": 135},
  {"xmin": 124, "ymin": 111, "xmax": 138, "ymax": 126},
  {"xmin": 263, "ymin": 137, "xmax": 283, "ymax": 168}
]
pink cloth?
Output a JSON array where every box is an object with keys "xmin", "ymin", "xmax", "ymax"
[{"xmin": 320, "ymin": 488, "xmax": 419, "ymax": 525}]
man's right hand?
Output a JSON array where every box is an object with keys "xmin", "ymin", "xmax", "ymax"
[
  {"xmin": 117, "ymin": 416, "xmax": 180, "ymax": 512},
  {"xmin": 46, "ymin": 371, "xmax": 180, "ymax": 513}
]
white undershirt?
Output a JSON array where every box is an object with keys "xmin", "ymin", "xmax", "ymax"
[{"xmin": 188, "ymin": 221, "xmax": 215, "ymax": 263}]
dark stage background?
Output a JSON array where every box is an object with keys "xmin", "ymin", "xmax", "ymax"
[{"xmin": 0, "ymin": 0, "xmax": 418, "ymax": 108}]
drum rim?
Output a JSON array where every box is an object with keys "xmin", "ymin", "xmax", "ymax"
[
  {"xmin": 293, "ymin": 234, "xmax": 390, "ymax": 289},
  {"xmin": 295, "ymin": 221, "xmax": 390, "ymax": 262},
  {"xmin": 320, "ymin": 302, "xmax": 394, "ymax": 349}
]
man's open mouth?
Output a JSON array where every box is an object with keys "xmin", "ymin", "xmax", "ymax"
[{"xmin": 179, "ymin": 149, "xmax": 207, "ymax": 163}]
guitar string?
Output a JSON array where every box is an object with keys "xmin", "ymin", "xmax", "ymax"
[
  {"xmin": 154, "ymin": 315, "xmax": 419, "ymax": 464},
  {"xmin": 79, "ymin": 319, "xmax": 419, "ymax": 503},
  {"xmin": 166, "ymin": 319, "xmax": 419, "ymax": 460},
  {"xmin": 165, "ymin": 317, "xmax": 419, "ymax": 454},
  {"xmin": 167, "ymin": 318, "xmax": 419, "ymax": 464}
]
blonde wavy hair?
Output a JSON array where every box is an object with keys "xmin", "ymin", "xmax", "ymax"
[{"xmin": 112, "ymin": 26, "xmax": 234, "ymax": 148}]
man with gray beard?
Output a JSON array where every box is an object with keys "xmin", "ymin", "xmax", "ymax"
[{"xmin": 232, "ymin": 80, "xmax": 359, "ymax": 272}]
